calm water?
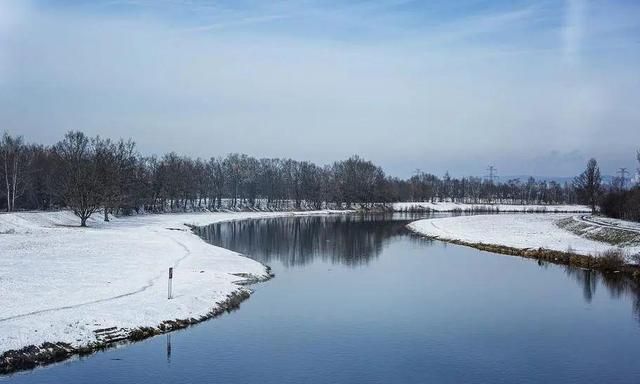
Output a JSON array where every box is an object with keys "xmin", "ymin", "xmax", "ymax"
[{"xmin": 4, "ymin": 214, "xmax": 640, "ymax": 383}]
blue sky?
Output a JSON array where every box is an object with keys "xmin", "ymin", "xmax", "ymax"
[{"xmin": 1, "ymin": 0, "xmax": 639, "ymax": 178}]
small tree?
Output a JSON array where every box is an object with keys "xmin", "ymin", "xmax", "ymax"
[
  {"xmin": 574, "ymin": 158, "xmax": 602, "ymax": 214},
  {"xmin": 54, "ymin": 131, "xmax": 101, "ymax": 227}
]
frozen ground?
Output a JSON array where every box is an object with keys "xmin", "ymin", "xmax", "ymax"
[
  {"xmin": 0, "ymin": 210, "xmax": 344, "ymax": 354},
  {"xmin": 408, "ymin": 214, "xmax": 640, "ymax": 260},
  {"xmin": 393, "ymin": 202, "xmax": 590, "ymax": 213}
]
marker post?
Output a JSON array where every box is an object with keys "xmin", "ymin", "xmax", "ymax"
[{"xmin": 168, "ymin": 267, "xmax": 173, "ymax": 299}]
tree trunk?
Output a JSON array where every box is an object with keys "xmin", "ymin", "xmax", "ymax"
[
  {"xmin": 104, "ymin": 207, "xmax": 110, "ymax": 222},
  {"xmin": 4, "ymin": 161, "xmax": 10, "ymax": 212},
  {"xmin": 11, "ymin": 158, "xmax": 18, "ymax": 212}
]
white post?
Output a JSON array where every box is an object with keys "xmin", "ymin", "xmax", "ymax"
[{"xmin": 168, "ymin": 267, "xmax": 173, "ymax": 299}]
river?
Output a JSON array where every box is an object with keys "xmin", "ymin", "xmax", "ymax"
[{"xmin": 4, "ymin": 213, "xmax": 640, "ymax": 383}]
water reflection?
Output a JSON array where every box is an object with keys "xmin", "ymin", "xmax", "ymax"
[
  {"xmin": 564, "ymin": 265, "xmax": 640, "ymax": 321},
  {"xmin": 166, "ymin": 334, "xmax": 172, "ymax": 364},
  {"xmin": 196, "ymin": 214, "xmax": 412, "ymax": 267},
  {"xmin": 197, "ymin": 213, "xmax": 640, "ymax": 323}
]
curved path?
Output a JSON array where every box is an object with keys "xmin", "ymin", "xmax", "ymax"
[{"xmin": 576, "ymin": 215, "xmax": 640, "ymax": 235}]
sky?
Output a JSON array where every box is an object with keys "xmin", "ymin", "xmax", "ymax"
[{"xmin": 0, "ymin": 0, "xmax": 639, "ymax": 178}]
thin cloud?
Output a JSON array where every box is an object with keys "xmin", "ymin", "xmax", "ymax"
[
  {"xmin": 409, "ymin": 5, "xmax": 539, "ymax": 47},
  {"xmin": 563, "ymin": 0, "xmax": 586, "ymax": 62},
  {"xmin": 182, "ymin": 14, "xmax": 291, "ymax": 33}
]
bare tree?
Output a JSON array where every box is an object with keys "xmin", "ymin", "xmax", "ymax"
[
  {"xmin": 54, "ymin": 131, "xmax": 101, "ymax": 227},
  {"xmin": 574, "ymin": 158, "xmax": 602, "ymax": 214},
  {"xmin": 0, "ymin": 133, "xmax": 26, "ymax": 212},
  {"xmin": 94, "ymin": 137, "xmax": 119, "ymax": 221},
  {"xmin": 81, "ymin": 136, "xmax": 139, "ymax": 220},
  {"xmin": 332, "ymin": 156, "xmax": 385, "ymax": 208},
  {"xmin": 206, "ymin": 157, "xmax": 225, "ymax": 209},
  {"xmin": 223, "ymin": 154, "xmax": 246, "ymax": 208}
]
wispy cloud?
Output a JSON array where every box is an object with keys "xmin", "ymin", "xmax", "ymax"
[
  {"xmin": 182, "ymin": 14, "xmax": 291, "ymax": 33},
  {"xmin": 563, "ymin": 0, "xmax": 586, "ymax": 63}
]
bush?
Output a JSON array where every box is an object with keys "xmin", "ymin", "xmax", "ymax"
[{"xmin": 598, "ymin": 248, "xmax": 626, "ymax": 271}]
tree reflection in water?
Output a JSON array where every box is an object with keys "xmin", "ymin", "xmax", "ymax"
[
  {"xmin": 197, "ymin": 213, "xmax": 640, "ymax": 323},
  {"xmin": 195, "ymin": 214, "xmax": 411, "ymax": 267},
  {"xmin": 563, "ymin": 264, "xmax": 640, "ymax": 321}
]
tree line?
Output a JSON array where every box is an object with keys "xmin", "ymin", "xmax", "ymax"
[
  {"xmin": 591, "ymin": 152, "xmax": 640, "ymax": 222},
  {"xmin": 571, "ymin": 153, "xmax": 640, "ymax": 221},
  {"xmin": 0, "ymin": 130, "xmax": 622, "ymax": 225}
]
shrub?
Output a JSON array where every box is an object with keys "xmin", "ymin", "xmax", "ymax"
[{"xmin": 598, "ymin": 248, "xmax": 626, "ymax": 271}]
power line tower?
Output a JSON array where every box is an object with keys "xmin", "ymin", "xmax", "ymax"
[
  {"xmin": 486, "ymin": 166, "xmax": 498, "ymax": 184},
  {"xmin": 618, "ymin": 167, "xmax": 629, "ymax": 189}
]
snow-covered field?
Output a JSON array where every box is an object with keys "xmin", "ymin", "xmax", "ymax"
[
  {"xmin": 393, "ymin": 202, "xmax": 590, "ymax": 213},
  {"xmin": 407, "ymin": 214, "xmax": 640, "ymax": 260},
  {"xmin": 0, "ymin": 210, "xmax": 344, "ymax": 355}
]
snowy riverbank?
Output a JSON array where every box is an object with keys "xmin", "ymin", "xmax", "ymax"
[
  {"xmin": 407, "ymin": 214, "xmax": 640, "ymax": 261},
  {"xmin": 0, "ymin": 210, "xmax": 345, "ymax": 368},
  {"xmin": 393, "ymin": 202, "xmax": 590, "ymax": 213}
]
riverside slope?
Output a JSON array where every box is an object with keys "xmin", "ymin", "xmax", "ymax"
[{"xmin": 407, "ymin": 214, "xmax": 640, "ymax": 261}]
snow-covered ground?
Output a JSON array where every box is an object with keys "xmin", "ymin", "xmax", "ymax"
[
  {"xmin": 0, "ymin": 210, "xmax": 344, "ymax": 355},
  {"xmin": 407, "ymin": 214, "xmax": 640, "ymax": 260},
  {"xmin": 573, "ymin": 215, "xmax": 640, "ymax": 234},
  {"xmin": 393, "ymin": 202, "xmax": 590, "ymax": 213}
]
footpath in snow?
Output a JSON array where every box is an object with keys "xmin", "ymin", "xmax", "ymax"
[
  {"xmin": 0, "ymin": 210, "xmax": 343, "ymax": 360},
  {"xmin": 407, "ymin": 214, "xmax": 640, "ymax": 260}
]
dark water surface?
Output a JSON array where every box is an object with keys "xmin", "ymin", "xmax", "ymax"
[{"xmin": 4, "ymin": 213, "xmax": 640, "ymax": 383}]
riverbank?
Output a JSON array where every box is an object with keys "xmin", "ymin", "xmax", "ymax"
[
  {"xmin": 0, "ymin": 210, "xmax": 346, "ymax": 375},
  {"xmin": 393, "ymin": 202, "xmax": 590, "ymax": 213},
  {"xmin": 407, "ymin": 214, "xmax": 640, "ymax": 276},
  {"xmin": 557, "ymin": 215, "xmax": 640, "ymax": 247}
]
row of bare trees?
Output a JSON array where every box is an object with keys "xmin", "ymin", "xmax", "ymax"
[
  {"xmin": 1, "ymin": 130, "xmax": 601, "ymax": 225},
  {"xmin": 391, "ymin": 171, "xmax": 578, "ymax": 205}
]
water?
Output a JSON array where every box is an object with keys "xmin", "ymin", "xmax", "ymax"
[{"xmin": 4, "ymin": 213, "xmax": 640, "ymax": 383}]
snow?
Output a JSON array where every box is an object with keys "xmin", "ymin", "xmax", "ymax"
[
  {"xmin": 0, "ymin": 210, "xmax": 345, "ymax": 354},
  {"xmin": 574, "ymin": 215, "xmax": 640, "ymax": 234},
  {"xmin": 393, "ymin": 202, "xmax": 591, "ymax": 213},
  {"xmin": 407, "ymin": 214, "xmax": 640, "ymax": 258}
]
